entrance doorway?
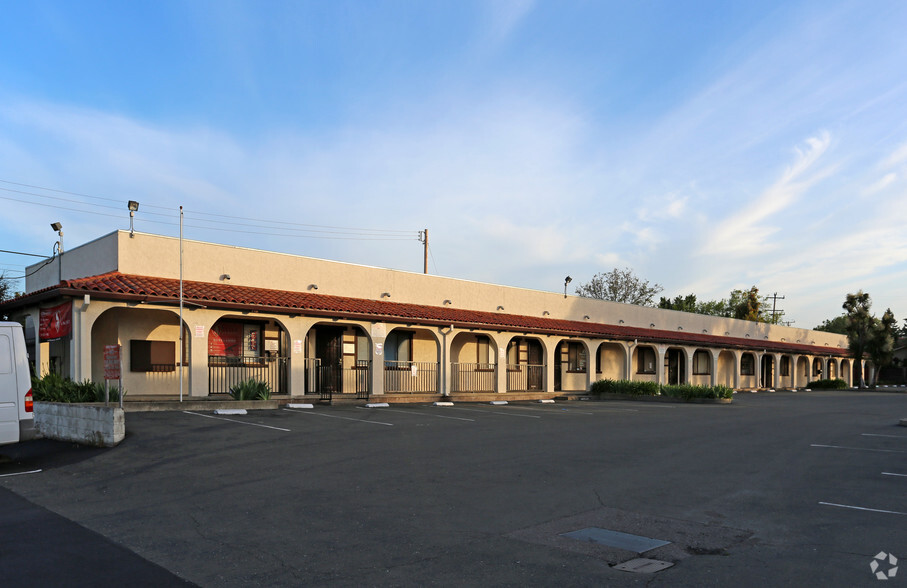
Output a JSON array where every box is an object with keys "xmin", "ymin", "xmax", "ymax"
[{"xmin": 666, "ymin": 349, "xmax": 685, "ymax": 385}]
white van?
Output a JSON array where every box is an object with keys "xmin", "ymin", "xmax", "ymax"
[{"xmin": 0, "ymin": 321, "xmax": 36, "ymax": 446}]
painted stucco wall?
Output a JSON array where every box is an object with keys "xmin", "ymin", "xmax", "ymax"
[{"xmin": 24, "ymin": 231, "xmax": 849, "ymax": 353}]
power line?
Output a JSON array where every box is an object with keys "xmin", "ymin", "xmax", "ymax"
[
  {"xmin": 0, "ymin": 248, "xmax": 50, "ymax": 258},
  {"xmin": 0, "ymin": 190, "xmax": 417, "ymax": 240},
  {"xmin": 0, "ymin": 177, "xmax": 416, "ymax": 235}
]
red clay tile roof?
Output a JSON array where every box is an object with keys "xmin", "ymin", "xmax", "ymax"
[{"xmin": 5, "ymin": 272, "xmax": 850, "ymax": 357}]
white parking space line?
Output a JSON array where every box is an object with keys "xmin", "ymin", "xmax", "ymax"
[
  {"xmin": 819, "ymin": 502, "xmax": 907, "ymax": 515},
  {"xmin": 447, "ymin": 407, "xmax": 541, "ymax": 419},
  {"xmin": 501, "ymin": 405, "xmax": 595, "ymax": 415},
  {"xmin": 282, "ymin": 408, "xmax": 393, "ymax": 426},
  {"xmin": 356, "ymin": 407, "xmax": 475, "ymax": 422},
  {"xmin": 882, "ymin": 472, "xmax": 907, "ymax": 478},
  {"xmin": 183, "ymin": 411, "xmax": 291, "ymax": 432},
  {"xmin": 861, "ymin": 433, "xmax": 907, "ymax": 439},
  {"xmin": 810, "ymin": 444, "xmax": 907, "ymax": 454},
  {"xmin": 0, "ymin": 469, "xmax": 42, "ymax": 478}
]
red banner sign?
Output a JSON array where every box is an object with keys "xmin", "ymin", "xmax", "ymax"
[
  {"xmin": 208, "ymin": 322, "xmax": 243, "ymax": 357},
  {"xmin": 39, "ymin": 301, "xmax": 73, "ymax": 340}
]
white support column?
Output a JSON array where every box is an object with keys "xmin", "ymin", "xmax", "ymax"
[
  {"xmin": 773, "ymin": 353, "xmax": 782, "ymax": 390},
  {"xmin": 369, "ymin": 323, "xmax": 387, "ymax": 396},
  {"xmin": 492, "ymin": 334, "xmax": 510, "ymax": 394},
  {"xmin": 185, "ymin": 310, "xmax": 218, "ymax": 397},
  {"xmin": 656, "ymin": 345, "xmax": 667, "ymax": 386},
  {"xmin": 437, "ymin": 326, "xmax": 455, "ymax": 397},
  {"xmin": 709, "ymin": 349, "xmax": 720, "ymax": 387},
  {"xmin": 626, "ymin": 342, "xmax": 637, "ymax": 382},
  {"xmin": 584, "ymin": 339, "xmax": 596, "ymax": 391},
  {"xmin": 754, "ymin": 351, "xmax": 763, "ymax": 389},
  {"xmin": 544, "ymin": 337, "xmax": 557, "ymax": 393},
  {"xmin": 732, "ymin": 350, "xmax": 741, "ymax": 390},
  {"xmin": 684, "ymin": 347, "xmax": 694, "ymax": 386},
  {"xmin": 791, "ymin": 355, "xmax": 799, "ymax": 388},
  {"xmin": 286, "ymin": 318, "xmax": 318, "ymax": 397}
]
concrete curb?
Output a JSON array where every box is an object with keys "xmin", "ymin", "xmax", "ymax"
[{"xmin": 593, "ymin": 393, "xmax": 733, "ymax": 404}]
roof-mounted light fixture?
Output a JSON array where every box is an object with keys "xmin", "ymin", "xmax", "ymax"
[
  {"xmin": 564, "ymin": 276, "xmax": 572, "ymax": 298},
  {"xmin": 50, "ymin": 222, "xmax": 63, "ymax": 252},
  {"xmin": 127, "ymin": 201, "xmax": 139, "ymax": 237}
]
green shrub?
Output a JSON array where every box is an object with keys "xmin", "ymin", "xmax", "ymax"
[
  {"xmin": 660, "ymin": 384, "xmax": 733, "ymax": 400},
  {"xmin": 229, "ymin": 378, "xmax": 272, "ymax": 400},
  {"xmin": 590, "ymin": 379, "xmax": 659, "ymax": 396},
  {"xmin": 31, "ymin": 373, "xmax": 125, "ymax": 403},
  {"xmin": 807, "ymin": 378, "xmax": 847, "ymax": 390}
]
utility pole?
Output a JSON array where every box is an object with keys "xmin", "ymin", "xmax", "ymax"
[
  {"xmin": 767, "ymin": 292, "xmax": 785, "ymax": 323},
  {"xmin": 419, "ymin": 229, "xmax": 428, "ymax": 274}
]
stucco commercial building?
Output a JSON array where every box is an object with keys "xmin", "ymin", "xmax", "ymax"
[{"xmin": 0, "ymin": 231, "xmax": 856, "ymax": 402}]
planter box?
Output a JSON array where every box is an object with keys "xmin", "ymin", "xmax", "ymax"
[{"xmin": 34, "ymin": 402, "xmax": 125, "ymax": 447}]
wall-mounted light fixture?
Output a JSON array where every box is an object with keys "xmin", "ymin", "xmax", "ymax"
[
  {"xmin": 128, "ymin": 200, "xmax": 140, "ymax": 237},
  {"xmin": 649, "ymin": 323, "xmax": 655, "ymax": 328},
  {"xmin": 308, "ymin": 284, "xmax": 318, "ymax": 291},
  {"xmin": 381, "ymin": 292, "xmax": 391, "ymax": 298},
  {"xmin": 497, "ymin": 305, "xmax": 505, "ymax": 311},
  {"xmin": 220, "ymin": 274, "xmax": 231, "ymax": 281},
  {"xmin": 583, "ymin": 315, "xmax": 590, "ymax": 320},
  {"xmin": 702, "ymin": 329, "xmax": 708, "ymax": 334},
  {"xmin": 542, "ymin": 311, "xmax": 550, "ymax": 316},
  {"xmin": 677, "ymin": 326, "xmax": 683, "ymax": 331},
  {"xmin": 443, "ymin": 299, "xmax": 452, "ymax": 305},
  {"xmin": 619, "ymin": 319, "xmax": 625, "ymax": 324}
]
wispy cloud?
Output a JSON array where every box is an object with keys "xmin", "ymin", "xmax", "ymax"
[{"xmin": 700, "ymin": 132, "xmax": 833, "ymax": 255}]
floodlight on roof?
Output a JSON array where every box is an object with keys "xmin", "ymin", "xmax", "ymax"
[{"xmin": 127, "ymin": 200, "xmax": 140, "ymax": 237}]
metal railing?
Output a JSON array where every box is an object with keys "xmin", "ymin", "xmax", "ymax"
[
  {"xmin": 451, "ymin": 362, "xmax": 496, "ymax": 393},
  {"xmin": 317, "ymin": 360, "xmax": 370, "ymax": 401},
  {"xmin": 384, "ymin": 361, "xmax": 439, "ymax": 393},
  {"xmin": 304, "ymin": 357, "xmax": 321, "ymax": 395},
  {"xmin": 506, "ymin": 363, "xmax": 545, "ymax": 392},
  {"xmin": 208, "ymin": 355, "xmax": 288, "ymax": 395}
]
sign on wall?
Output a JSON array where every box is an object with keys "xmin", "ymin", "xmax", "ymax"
[
  {"xmin": 104, "ymin": 345, "xmax": 121, "ymax": 380},
  {"xmin": 39, "ymin": 301, "xmax": 72, "ymax": 340}
]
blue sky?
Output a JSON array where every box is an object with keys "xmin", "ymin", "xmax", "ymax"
[{"xmin": 2, "ymin": 0, "xmax": 906, "ymax": 330}]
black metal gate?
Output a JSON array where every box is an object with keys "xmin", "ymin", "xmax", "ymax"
[{"xmin": 317, "ymin": 361, "xmax": 371, "ymax": 402}]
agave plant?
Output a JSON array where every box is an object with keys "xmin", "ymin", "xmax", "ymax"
[{"xmin": 229, "ymin": 378, "xmax": 272, "ymax": 400}]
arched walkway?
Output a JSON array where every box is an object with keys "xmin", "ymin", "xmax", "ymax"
[
  {"xmin": 506, "ymin": 336, "xmax": 546, "ymax": 392},
  {"xmin": 383, "ymin": 326, "xmax": 440, "ymax": 393},
  {"xmin": 209, "ymin": 315, "xmax": 290, "ymax": 395},
  {"xmin": 450, "ymin": 332, "xmax": 497, "ymax": 393},
  {"xmin": 596, "ymin": 342, "xmax": 627, "ymax": 381},
  {"xmin": 90, "ymin": 306, "xmax": 189, "ymax": 397}
]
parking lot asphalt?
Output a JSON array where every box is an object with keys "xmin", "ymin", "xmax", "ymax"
[{"xmin": 1, "ymin": 391, "xmax": 905, "ymax": 586}]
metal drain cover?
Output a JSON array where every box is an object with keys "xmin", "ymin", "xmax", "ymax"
[
  {"xmin": 561, "ymin": 527, "xmax": 671, "ymax": 553},
  {"xmin": 613, "ymin": 558, "xmax": 674, "ymax": 574}
]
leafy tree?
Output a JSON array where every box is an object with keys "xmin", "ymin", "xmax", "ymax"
[
  {"xmin": 729, "ymin": 286, "xmax": 764, "ymax": 321},
  {"xmin": 658, "ymin": 286, "xmax": 781, "ymax": 323},
  {"xmin": 658, "ymin": 294, "xmax": 700, "ymax": 313},
  {"xmin": 866, "ymin": 308, "xmax": 896, "ymax": 386},
  {"xmin": 843, "ymin": 291, "xmax": 896, "ymax": 387},
  {"xmin": 0, "ymin": 272, "xmax": 12, "ymax": 303},
  {"xmin": 575, "ymin": 267, "xmax": 663, "ymax": 306},
  {"xmin": 815, "ymin": 314, "xmax": 848, "ymax": 335}
]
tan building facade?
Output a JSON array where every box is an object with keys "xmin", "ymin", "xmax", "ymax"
[{"xmin": 1, "ymin": 231, "xmax": 858, "ymax": 401}]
